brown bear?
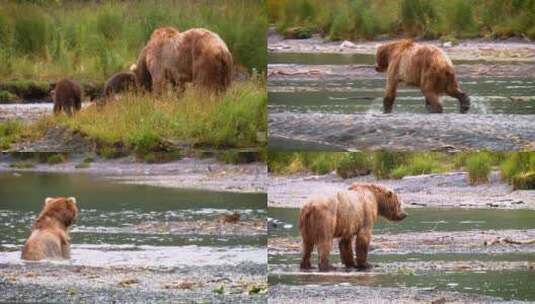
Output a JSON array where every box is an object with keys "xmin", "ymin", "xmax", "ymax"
[
  {"xmin": 133, "ymin": 26, "xmax": 232, "ymax": 94},
  {"xmin": 299, "ymin": 183, "xmax": 407, "ymax": 272},
  {"xmin": 375, "ymin": 40, "xmax": 470, "ymax": 113},
  {"xmin": 52, "ymin": 78, "xmax": 82, "ymax": 116},
  {"xmin": 102, "ymin": 71, "xmax": 137, "ymax": 97},
  {"xmin": 21, "ymin": 197, "xmax": 78, "ymax": 261}
]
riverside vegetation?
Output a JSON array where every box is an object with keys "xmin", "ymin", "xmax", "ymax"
[
  {"xmin": 0, "ymin": 0, "xmax": 267, "ymax": 155},
  {"xmin": 268, "ymin": 0, "xmax": 535, "ymax": 41},
  {"xmin": 267, "ymin": 151, "xmax": 535, "ymax": 189}
]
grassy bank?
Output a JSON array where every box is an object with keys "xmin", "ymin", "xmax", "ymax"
[
  {"xmin": 268, "ymin": 0, "xmax": 535, "ymax": 41},
  {"xmin": 0, "ymin": 79, "xmax": 266, "ymax": 155},
  {"xmin": 268, "ymin": 151, "xmax": 535, "ymax": 189},
  {"xmin": 0, "ymin": 0, "xmax": 266, "ymax": 82}
]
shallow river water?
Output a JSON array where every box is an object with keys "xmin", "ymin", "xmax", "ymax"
[
  {"xmin": 268, "ymin": 207, "xmax": 535, "ymax": 302},
  {"xmin": 0, "ymin": 172, "xmax": 267, "ymax": 303},
  {"xmin": 268, "ymin": 52, "xmax": 535, "ymax": 151}
]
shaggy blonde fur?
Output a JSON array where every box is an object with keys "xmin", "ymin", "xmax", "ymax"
[
  {"xmin": 133, "ymin": 26, "xmax": 232, "ymax": 94},
  {"xmin": 376, "ymin": 40, "xmax": 470, "ymax": 113},
  {"xmin": 21, "ymin": 197, "xmax": 78, "ymax": 261},
  {"xmin": 299, "ymin": 183, "xmax": 407, "ymax": 271}
]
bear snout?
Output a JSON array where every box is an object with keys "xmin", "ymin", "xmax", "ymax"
[
  {"xmin": 375, "ymin": 65, "xmax": 384, "ymax": 72},
  {"xmin": 398, "ymin": 212, "xmax": 408, "ymax": 221}
]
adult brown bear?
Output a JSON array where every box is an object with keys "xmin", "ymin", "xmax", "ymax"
[
  {"xmin": 375, "ymin": 40, "xmax": 470, "ymax": 113},
  {"xmin": 299, "ymin": 183, "xmax": 407, "ymax": 272},
  {"xmin": 133, "ymin": 26, "xmax": 232, "ymax": 94},
  {"xmin": 21, "ymin": 197, "xmax": 78, "ymax": 261},
  {"xmin": 52, "ymin": 78, "xmax": 82, "ymax": 116}
]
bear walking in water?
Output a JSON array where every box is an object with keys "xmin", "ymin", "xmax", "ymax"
[
  {"xmin": 52, "ymin": 78, "xmax": 82, "ymax": 116},
  {"xmin": 299, "ymin": 183, "xmax": 407, "ymax": 272},
  {"xmin": 21, "ymin": 197, "xmax": 78, "ymax": 261},
  {"xmin": 375, "ymin": 40, "xmax": 470, "ymax": 114}
]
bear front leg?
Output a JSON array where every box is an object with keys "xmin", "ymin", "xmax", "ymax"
[
  {"xmin": 338, "ymin": 238, "xmax": 355, "ymax": 269},
  {"xmin": 300, "ymin": 239, "xmax": 314, "ymax": 270},
  {"xmin": 383, "ymin": 78, "xmax": 398, "ymax": 113},
  {"xmin": 447, "ymin": 88, "xmax": 470, "ymax": 114},
  {"xmin": 355, "ymin": 231, "xmax": 372, "ymax": 270},
  {"xmin": 318, "ymin": 239, "xmax": 335, "ymax": 272}
]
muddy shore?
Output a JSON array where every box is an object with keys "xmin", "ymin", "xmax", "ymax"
[
  {"xmin": 267, "ymin": 171, "xmax": 535, "ymax": 209},
  {"xmin": 0, "ymin": 155, "xmax": 267, "ymax": 193}
]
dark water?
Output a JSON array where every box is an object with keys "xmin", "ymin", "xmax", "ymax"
[
  {"xmin": 269, "ymin": 207, "xmax": 535, "ymax": 301},
  {"xmin": 0, "ymin": 172, "xmax": 266, "ymax": 267}
]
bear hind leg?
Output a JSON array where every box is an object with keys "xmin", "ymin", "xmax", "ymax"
[
  {"xmin": 339, "ymin": 238, "xmax": 356, "ymax": 268},
  {"xmin": 423, "ymin": 92, "xmax": 443, "ymax": 113},
  {"xmin": 300, "ymin": 239, "xmax": 314, "ymax": 270},
  {"xmin": 317, "ymin": 239, "xmax": 335, "ymax": 272},
  {"xmin": 355, "ymin": 231, "xmax": 372, "ymax": 270}
]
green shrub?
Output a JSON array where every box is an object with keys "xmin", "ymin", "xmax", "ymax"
[
  {"xmin": 336, "ymin": 152, "xmax": 370, "ymax": 179},
  {"xmin": 47, "ymin": 153, "xmax": 66, "ymax": 165},
  {"xmin": 465, "ymin": 153, "xmax": 491, "ymax": 185},
  {"xmin": 372, "ymin": 151, "xmax": 407, "ymax": 179},
  {"xmin": 0, "ymin": 119, "xmax": 24, "ymax": 150},
  {"xmin": 500, "ymin": 153, "xmax": 535, "ymax": 183},
  {"xmin": 13, "ymin": 7, "xmax": 51, "ymax": 58},
  {"xmin": 96, "ymin": 4, "xmax": 123, "ymax": 41},
  {"xmin": 400, "ymin": 0, "xmax": 437, "ymax": 36},
  {"xmin": 512, "ymin": 171, "xmax": 535, "ymax": 190},
  {"xmin": 0, "ymin": 90, "xmax": 17, "ymax": 103},
  {"xmin": 10, "ymin": 160, "xmax": 35, "ymax": 169},
  {"xmin": 75, "ymin": 161, "xmax": 91, "ymax": 169}
]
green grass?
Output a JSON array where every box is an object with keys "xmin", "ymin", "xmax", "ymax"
[
  {"xmin": 465, "ymin": 153, "xmax": 492, "ymax": 185},
  {"xmin": 0, "ymin": 0, "xmax": 266, "ymax": 82},
  {"xmin": 512, "ymin": 171, "xmax": 535, "ymax": 190},
  {"xmin": 336, "ymin": 152, "xmax": 371, "ymax": 179},
  {"xmin": 47, "ymin": 153, "xmax": 66, "ymax": 165},
  {"xmin": 0, "ymin": 120, "xmax": 24, "ymax": 150},
  {"xmin": 267, "ymin": 152, "xmax": 535, "ymax": 189},
  {"xmin": 9, "ymin": 160, "xmax": 35, "ymax": 169},
  {"xmin": 269, "ymin": 0, "xmax": 535, "ymax": 41},
  {"xmin": 391, "ymin": 154, "xmax": 445, "ymax": 179},
  {"xmin": 46, "ymin": 80, "xmax": 265, "ymax": 152}
]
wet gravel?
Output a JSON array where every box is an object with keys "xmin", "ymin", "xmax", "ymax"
[{"xmin": 269, "ymin": 112, "xmax": 535, "ymax": 151}]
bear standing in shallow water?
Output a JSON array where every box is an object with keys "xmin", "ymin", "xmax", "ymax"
[
  {"xmin": 299, "ymin": 183, "xmax": 407, "ymax": 272},
  {"xmin": 52, "ymin": 78, "xmax": 82, "ymax": 116},
  {"xmin": 21, "ymin": 197, "xmax": 78, "ymax": 261},
  {"xmin": 375, "ymin": 40, "xmax": 470, "ymax": 114}
]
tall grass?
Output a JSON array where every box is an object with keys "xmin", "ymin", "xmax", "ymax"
[
  {"xmin": 0, "ymin": 0, "xmax": 266, "ymax": 82},
  {"xmin": 269, "ymin": 0, "xmax": 535, "ymax": 40},
  {"xmin": 52, "ymin": 80, "xmax": 265, "ymax": 150},
  {"xmin": 465, "ymin": 153, "xmax": 492, "ymax": 185}
]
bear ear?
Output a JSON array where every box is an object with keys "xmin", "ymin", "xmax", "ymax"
[
  {"xmin": 67, "ymin": 197, "xmax": 77, "ymax": 204},
  {"xmin": 129, "ymin": 64, "xmax": 137, "ymax": 72},
  {"xmin": 45, "ymin": 197, "xmax": 54, "ymax": 205},
  {"xmin": 386, "ymin": 190, "xmax": 393, "ymax": 198}
]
